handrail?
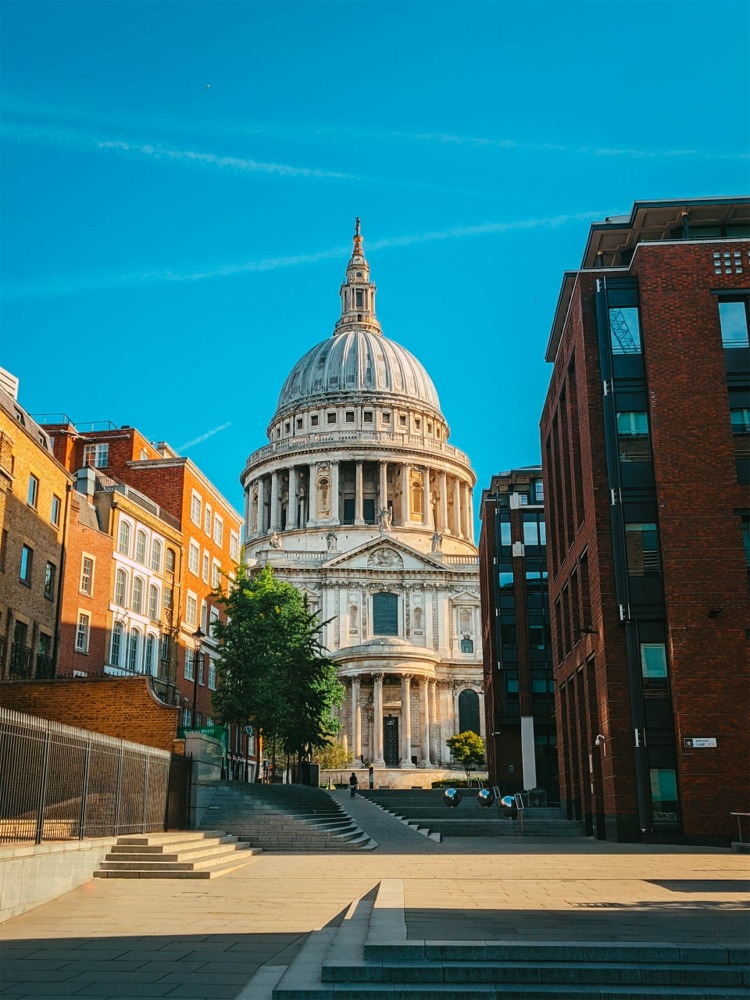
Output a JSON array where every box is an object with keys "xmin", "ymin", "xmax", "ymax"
[{"xmin": 730, "ymin": 811, "xmax": 750, "ymax": 843}]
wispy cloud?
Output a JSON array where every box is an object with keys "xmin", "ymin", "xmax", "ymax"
[
  {"xmin": 1, "ymin": 120, "xmax": 360, "ymax": 181},
  {"xmin": 1, "ymin": 211, "xmax": 603, "ymax": 301},
  {"xmin": 402, "ymin": 129, "xmax": 749, "ymax": 161},
  {"xmin": 177, "ymin": 422, "xmax": 232, "ymax": 451}
]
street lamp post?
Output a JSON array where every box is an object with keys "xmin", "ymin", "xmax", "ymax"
[{"xmin": 191, "ymin": 627, "xmax": 205, "ymax": 729}]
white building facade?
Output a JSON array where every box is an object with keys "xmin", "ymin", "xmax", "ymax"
[{"xmin": 241, "ymin": 223, "xmax": 483, "ymax": 781}]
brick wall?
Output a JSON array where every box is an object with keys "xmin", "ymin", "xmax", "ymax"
[{"xmin": 0, "ymin": 676, "xmax": 180, "ymax": 751}]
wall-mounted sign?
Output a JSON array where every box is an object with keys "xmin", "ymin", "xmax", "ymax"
[{"xmin": 683, "ymin": 737, "xmax": 717, "ymax": 748}]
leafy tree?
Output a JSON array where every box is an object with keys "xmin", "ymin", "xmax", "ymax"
[
  {"xmin": 211, "ymin": 565, "xmax": 344, "ymax": 765},
  {"xmin": 312, "ymin": 739, "xmax": 352, "ymax": 771},
  {"xmin": 446, "ymin": 730, "xmax": 486, "ymax": 779}
]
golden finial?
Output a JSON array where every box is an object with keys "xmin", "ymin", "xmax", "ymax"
[{"xmin": 353, "ymin": 217, "xmax": 363, "ymax": 256}]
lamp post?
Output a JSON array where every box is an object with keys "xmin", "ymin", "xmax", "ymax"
[{"xmin": 191, "ymin": 627, "xmax": 205, "ymax": 729}]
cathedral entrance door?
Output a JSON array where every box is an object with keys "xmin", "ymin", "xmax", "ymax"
[{"xmin": 383, "ymin": 715, "xmax": 399, "ymax": 768}]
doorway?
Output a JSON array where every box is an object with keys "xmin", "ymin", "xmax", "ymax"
[{"xmin": 383, "ymin": 715, "xmax": 399, "ymax": 767}]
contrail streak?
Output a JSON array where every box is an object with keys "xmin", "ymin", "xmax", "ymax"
[
  {"xmin": 1, "ymin": 211, "xmax": 605, "ymax": 301},
  {"xmin": 177, "ymin": 422, "xmax": 232, "ymax": 451}
]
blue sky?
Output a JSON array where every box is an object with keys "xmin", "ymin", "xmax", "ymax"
[{"xmin": 2, "ymin": 1, "xmax": 748, "ymax": 524}]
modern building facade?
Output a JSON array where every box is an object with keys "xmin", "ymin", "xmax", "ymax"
[
  {"xmin": 241, "ymin": 222, "xmax": 483, "ymax": 781},
  {"xmin": 541, "ymin": 197, "xmax": 750, "ymax": 843},
  {"xmin": 0, "ymin": 380, "xmax": 71, "ymax": 681},
  {"xmin": 478, "ymin": 467, "xmax": 557, "ymax": 800}
]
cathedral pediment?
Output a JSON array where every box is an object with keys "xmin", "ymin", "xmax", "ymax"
[{"xmin": 322, "ymin": 536, "xmax": 446, "ymax": 573}]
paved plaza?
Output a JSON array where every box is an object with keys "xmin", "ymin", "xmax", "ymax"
[{"xmin": 0, "ymin": 791, "xmax": 748, "ymax": 999}]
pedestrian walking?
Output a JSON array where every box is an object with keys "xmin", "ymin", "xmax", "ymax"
[{"xmin": 348, "ymin": 771, "xmax": 358, "ymax": 798}]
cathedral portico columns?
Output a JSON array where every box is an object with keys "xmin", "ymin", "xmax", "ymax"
[
  {"xmin": 308, "ymin": 463, "xmax": 318, "ymax": 522},
  {"xmin": 401, "ymin": 464, "xmax": 411, "ymax": 525},
  {"xmin": 400, "ymin": 674, "xmax": 413, "ymax": 767},
  {"xmin": 355, "ymin": 460, "xmax": 364, "ymax": 525},
  {"xmin": 421, "ymin": 467, "xmax": 430, "ymax": 527},
  {"xmin": 428, "ymin": 679, "xmax": 439, "ymax": 764},
  {"xmin": 439, "ymin": 472, "xmax": 448, "ymax": 534},
  {"xmin": 287, "ymin": 466, "xmax": 297, "ymax": 530},
  {"xmin": 269, "ymin": 472, "xmax": 280, "ymax": 531},
  {"xmin": 256, "ymin": 477, "xmax": 266, "ymax": 535},
  {"xmin": 379, "ymin": 461, "xmax": 388, "ymax": 513},
  {"xmin": 331, "ymin": 461, "xmax": 340, "ymax": 523},
  {"xmin": 453, "ymin": 476, "xmax": 463, "ymax": 537},
  {"xmin": 372, "ymin": 674, "xmax": 385, "ymax": 767},
  {"xmin": 351, "ymin": 676, "xmax": 363, "ymax": 766},
  {"xmin": 419, "ymin": 678, "xmax": 432, "ymax": 767},
  {"xmin": 462, "ymin": 484, "xmax": 472, "ymax": 542}
]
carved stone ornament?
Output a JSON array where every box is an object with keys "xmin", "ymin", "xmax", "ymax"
[
  {"xmin": 269, "ymin": 531, "xmax": 282, "ymax": 549},
  {"xmin": 367, "ymin": 547, "xmax": 403, "ymax": 568}
]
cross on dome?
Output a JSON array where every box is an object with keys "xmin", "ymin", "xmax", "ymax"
[{"xmin": 335, "ymin": 218, "xmax": 380, "ymax": 337}]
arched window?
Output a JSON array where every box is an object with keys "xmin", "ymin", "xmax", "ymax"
[
  {"xmin": 373, "ymin": 592, "xmax": 398, "ymax": 636},
  {"xmin": 132, "ymin": 576, "xmax": 144, "ymax": 614},
  {"xmin": 117, "ymin": 519, "xmax": 131, "ymax": 556},
  {"xmin": 150, "ymin": 538, "xmax": 162, "ymax": 571},
  {"xmin": 166, "ymin": 548, "xmax": 176, "ymax": 572},
  {"xmin": 135, "ymin": 530, "xmax": 147, "ymax": 564},
  {"xmin": 110, "ymin": 622, "xmax": 123, "ymax": 666},
  {"xmin": 144, "ymin": 634, "xmax": 156, "ymax": 675},
  {"xmin": 128, "ymin": 628, "xmax": 141, "ymax": 672},
  {"xmin": 148, "ymin": 585, "xmax": 159, "ymax": 621},
  {"xmin": 458, "ymin": 689, "xmax": 480, "ymax": 735},
  {"xmin": 114, "ymin": 569, "xmax": 127, "ymax": 607},
  {"xmin": 460, "ymin": 638, "xmax": 474, "ymax": 653}
]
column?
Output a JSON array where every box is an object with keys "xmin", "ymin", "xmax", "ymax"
[
  {"xmin": 419, "ymin": 678, "xmax": 432, "ymax": 767},
  {"xmin": 331, "ymin": 461, "xmax": 340, "ymax": 524},
  {"xmin": 439, "ymin": 472, "xmax": 448, "ymax": 533},
  {"xmin": 287, "ymin": 466, "xmax": 297, "ymax": 530},
  {"xmin": 379, "ymin": 461, "xmax": 388, "ymax": 513},
  {"xmin": 257, "ymin": 477, "xmax": 266, "ymax": 534},
  {"xmin": 402, "ymin": 464, "xmax": 411, "ymax": 525},
  {"xmin": 400, "ymin": 674, "xmax": 412, "ymax": 767},
  {"xmin": 308, "ymin": 463, "xmax": 317, "ymax": 523},
  {"xmin": 354, "ymin": 460, "xmax": 364, "ymax": 524},
  {"xmin": 453, "ymin": 477, "xmax": 463, "ymax": 537},
  {"xmin": 269, "ymin": 471, "xmax": 280, "ymax": 531},
  {"xmin": 372, "ymin": 673, "xmax": 385, "ymax": 766},
  {"xmin": 428, "ymin": 679, "xmax": 439, "ymax": 764},
  {"xmin": 462, "ymin": 484, "xmax": 472, "ymax": 542},
  {"xmin": 421, "ymin": 467, "xmax": 430, "ymax": 526},
  {"xmin": 351, "ymin": 676, "xmax": 362, "ymax": 766}
]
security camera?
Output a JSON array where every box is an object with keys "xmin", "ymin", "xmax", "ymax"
[{"xmin": 594, "ymin": 735, "xmax": 606, "ymax": 746}]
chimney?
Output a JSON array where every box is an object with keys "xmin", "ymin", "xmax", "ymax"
[{"xmin": 75, "ymin": 466, "xmax": 97, "ymax": 498}]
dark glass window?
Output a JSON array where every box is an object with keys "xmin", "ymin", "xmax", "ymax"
[
  {"xmin": 719, "ymin": 299, "xmax": 750, "ymax": 348},
  {"xmin": 363, "ymin": 499, "xmax": 376, "ymax": 524},
  {"xmin": 460, "ymin": 638, "xmax": 474, "ymax": 653},
  {"xmin": 625, "ymin": 523, "xmax": 661, "ymax": 576},
  {"xmin": 373, "ymin": 592, "xmax": 398, "ymax": 635},
  {"xmin": 343, "ymin": 498, "xmax": 355, "ymax": 524},
  {"xmin": 44, "ymin": 561, "xmax": 55, "ymax": 599},
  {"xmin": 730, "ymin": 408, "xmax": 750, "ymax": 434},
  {"xmin": 20, "ymin": 545, "xmax": 33, "ymax": 585},
  {"xmin": 458, "ymin": 689, "xmax": 480, "ymax": 734},
  {"xmin": 609, "ymin": 305, "xmax": 642, "ymax": 354}
]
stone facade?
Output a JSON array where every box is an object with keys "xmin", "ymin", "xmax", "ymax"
[{"xmin": 241, "ymin": 222, "xmax": 484, "ymax": 772}]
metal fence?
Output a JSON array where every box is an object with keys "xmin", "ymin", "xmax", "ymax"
[{"xmin": 0, "ymin": 707, "xmax": 174, "ymax": 844}]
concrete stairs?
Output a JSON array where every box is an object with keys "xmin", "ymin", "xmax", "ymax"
[
  {"xmin": 200, "ymin": 782, "xmax": 378, "ymax": 851},
  {"xmin": 257, "ymin": 880, "xmax": 750, "ymax": 999},
  {"xmin": 359, "ymin": 789, "xmax": 586, "ymax": 838},
  {"xmin": 93, "ymin": 830, "xmax": 261, "ymax": 879}
]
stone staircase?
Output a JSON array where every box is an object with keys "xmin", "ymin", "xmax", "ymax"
[
  {"xmin": 254, "ymin": 880, "xmax": 750, "ymax": 999},
  {"xmin": 93, "ymin": 830, "xmax": 261, "ymax": 879},
  {"xmin": 359, "ymin": 788, "xmax": 586, "ymax": 838},
  {"xmin": 200, "ymin": 781, "xmax": 378, "ymax": 851}
]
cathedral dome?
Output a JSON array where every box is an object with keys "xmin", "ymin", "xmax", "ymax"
[{"xmin": 274, "ymin": 328, "xmax": 441, "ymax": 417}]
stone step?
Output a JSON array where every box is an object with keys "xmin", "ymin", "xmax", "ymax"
[
  {"xmin": 266, "ymin": 880, "xmax": 749, "ymax": 999},
  {"xmin": 94, "ymin": 830, "xmax": 261, "ymax": 879}
]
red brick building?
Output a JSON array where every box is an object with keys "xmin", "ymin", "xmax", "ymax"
[
  {"xmin": 42, "ymin": 420, "xmax": 250, "ymax": 770},
  {"xmin": 478, "ymin": 468, "xmax": 557, "ymax": 800},
  {"xmin": 541, "ymin": 197, "xmax": 749, "ymax": 844}
]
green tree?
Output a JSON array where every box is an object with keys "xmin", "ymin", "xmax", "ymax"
[
  {"xmin": 446, "ymin": 730, "xmax": 486, "ymax": 779},
  {"xmin": 312, "ymin": 739, "xmax": 352, "ymax": 771},
  {"xmin": 211, "ymin": 565, "xmax": 344, "ymax": 765}
]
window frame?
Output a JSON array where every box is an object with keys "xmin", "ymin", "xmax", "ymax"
[
  {"xmin": 80, "ymin": 555, "xmax": 94, "ymax": 595},
  {"xmin": 44, "ymin": 561, "xmax": 56, "ymax": 600},
  {"xmin": 75, "ymin": 612, "xmax": 91, "ymax": 653},
  {"xmin": 20, "ymin": 544, "xmax": 33, "ymax": 585},
  {"xmin": 27, "ymin": 474, "xmax": 39, "ymax": 509}
]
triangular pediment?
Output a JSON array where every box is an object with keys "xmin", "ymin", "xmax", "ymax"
[{"xmin": 322, "ymin": 536, "xmax": 446, "ymax": 572}]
